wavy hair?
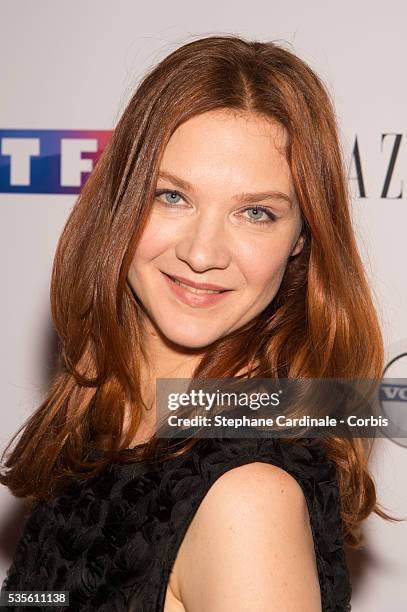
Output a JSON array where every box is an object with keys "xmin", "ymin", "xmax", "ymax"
[{"xmin": 0, "ymin": 35, "xmax": 399, "ymax": 547}]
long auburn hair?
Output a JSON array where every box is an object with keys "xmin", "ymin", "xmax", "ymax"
[{"xmin": 0, "ymin": 35, "xmax": 399, "ymax": 547}]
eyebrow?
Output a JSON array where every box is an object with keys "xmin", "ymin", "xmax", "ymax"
[{"xmin": 157, "ymin": 171, "xmax": 294, "ymax": 208}]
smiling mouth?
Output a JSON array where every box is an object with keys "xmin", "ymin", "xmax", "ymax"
[{"xmin": 164, "ymin": 273, "xmax": 229, "ymax": 295}]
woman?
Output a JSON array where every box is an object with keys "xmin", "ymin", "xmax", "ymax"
[{"xmin": 0, "ymin": 35, "xmax": 395, "ymax": 611}]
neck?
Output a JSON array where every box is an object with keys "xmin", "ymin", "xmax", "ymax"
[
  {"xmin": 126, "ymin": 315, "xmax": 206, "ymax": 445},
  {"xmin": 140, "ymin": 313, "xmax": 205, "ymax": 380}
]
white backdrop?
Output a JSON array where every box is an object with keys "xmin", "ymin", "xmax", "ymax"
[{"xmin": 1, "ymin": 1, "xmax": 406, "ymax": 609}]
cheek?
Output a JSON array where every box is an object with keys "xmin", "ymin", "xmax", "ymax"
[
  {"xmin": 237, "ymin": 240, "xmax": 291, "ymax": 293},
  {"xmin": 130, "ymin": 218, "xmax": 173, "ymax": 264}
]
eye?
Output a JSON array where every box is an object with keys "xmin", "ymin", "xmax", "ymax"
[
  {"xmin": 240, "ymin": 206, "xmax": 277, "ymax": 225},
  {"xmin": 155, "ymin": 189, "xmax": 185, "ymax": 205}
]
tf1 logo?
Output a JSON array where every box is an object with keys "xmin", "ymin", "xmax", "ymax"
[{"xmin": 0, "ymin": 129, "xmax": 112, "ymax": 194}]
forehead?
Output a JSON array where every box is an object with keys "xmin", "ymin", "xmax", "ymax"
[{"xmin": 159, "ymin": 109, "xmax": 293, "ymax": 194}]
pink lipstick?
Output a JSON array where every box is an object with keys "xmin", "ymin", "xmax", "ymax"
[{"xmin": 162, "ymin": 271, "xmax": 233, "ymax": 308}]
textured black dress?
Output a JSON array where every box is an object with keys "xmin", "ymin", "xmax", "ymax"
[{"xmin": 1, "ymin": 436, "xmax": 352, "ymax": 611}]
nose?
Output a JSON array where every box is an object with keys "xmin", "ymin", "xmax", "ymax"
[{"xmin": 174, "ymin": 210, "xmax": 231, "ymax": 272}]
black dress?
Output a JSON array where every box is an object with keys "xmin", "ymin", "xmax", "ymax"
[{"xmin": 1, "ymin": 436, "xmax": 352, "ymax": 611}]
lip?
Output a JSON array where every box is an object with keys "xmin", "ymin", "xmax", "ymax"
[
  {"xmin": 161, "ymin": 271, "xmax": 233, "ymax": 308},
  {"xmin": 163, "ymin": 272, "xmax": 231, "ymax": 291}
]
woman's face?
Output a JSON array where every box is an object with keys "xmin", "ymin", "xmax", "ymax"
[{"xmin": 128, "ymin": 109, "xmax": 304, "ymax": 348}]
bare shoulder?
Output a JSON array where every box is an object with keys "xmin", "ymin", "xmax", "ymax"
[{"xmin": 172, "ymin": 461, "xmax": 322, "ymax": 612}]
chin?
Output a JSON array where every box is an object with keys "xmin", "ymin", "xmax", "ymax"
[{"xmin": 158, "ymin": 323, "xmax": 225, "ymax": 350}]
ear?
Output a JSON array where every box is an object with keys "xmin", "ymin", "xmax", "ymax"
[{"xmin": 290, "ymin": 232, "xmax": 305, "ymax": 258}]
